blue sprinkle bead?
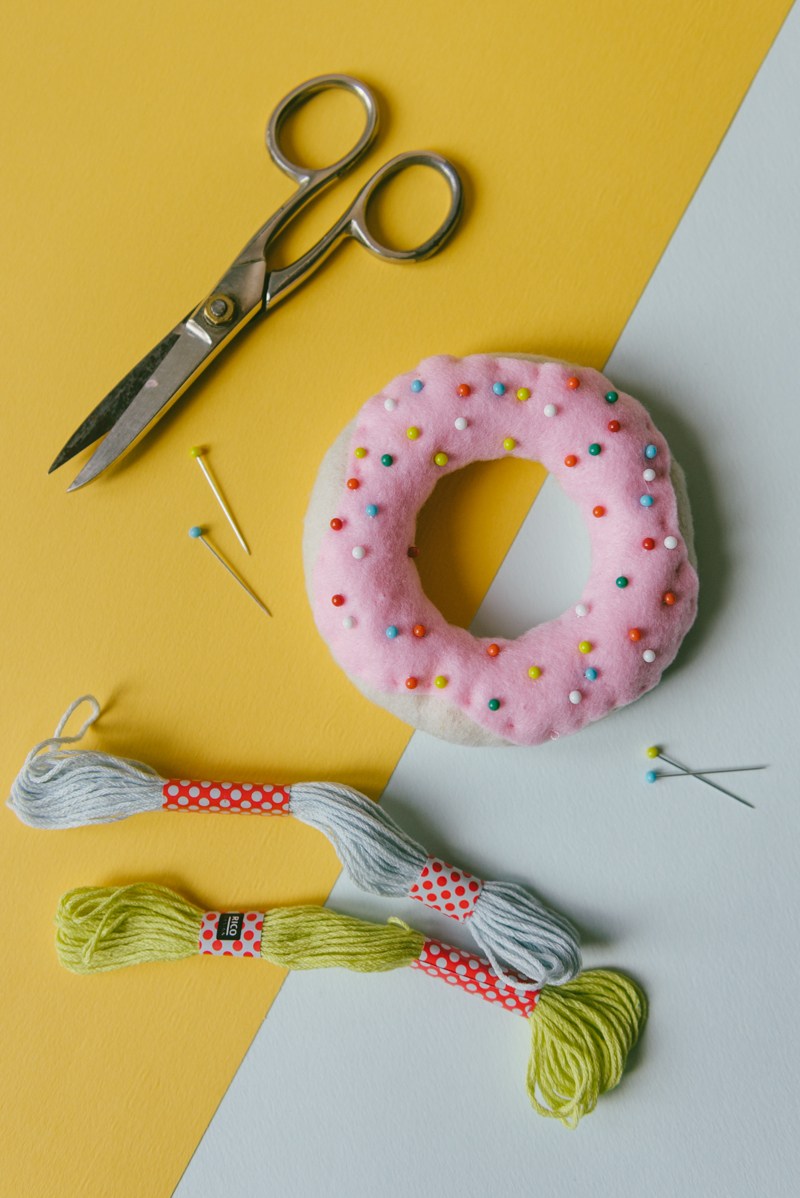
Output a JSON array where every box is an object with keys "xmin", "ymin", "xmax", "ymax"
[
  {"xmin": 584, "ymin": 667, "xmax": 598, "ymax": 681},
  {"xmin": 385, "ymin": 625, "xmax": 399, "ymax": 639},
  {"xmin": 645, "ymin": 444, "xmax": 658, "ymax": 459},
  {"xmin": 365, "ymin": 504, "xmax": 379, "ymax": 517},
  {"xmin": 645, "ymin": 770, "xmax": 657, "ymax": 784},
  {"xmin": 492, "ymin": 382, "xmax": 506, "ymax": 395},
  {"xmin": 411, "ymin": 379, "xmax": 423, "ymax": 393},
  {"xmin": 640, "ymin": 494, "xmax": 654, "ymax": 507}
]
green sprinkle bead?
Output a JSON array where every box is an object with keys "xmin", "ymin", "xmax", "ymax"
[
  {"xmin": 588, "ymin": 443, "xmax": 601, "ymax": 456},
  {"xmin": 605, "ymin": 391, "xmax": 618, "ymax": 403},
  {"xmin": 381, "ymin": 454, "xmax": 393, "ymax": 467},
  {"xmin": 488, "ymin": 698, "xmax": 501, "ymax": 711},
  {"xmin": 616, "ymin": 576, "xmax": 629, "ymax": 588}
]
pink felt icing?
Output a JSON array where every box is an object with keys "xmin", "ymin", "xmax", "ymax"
[{"xmin": 309, "ymin": 354, "xmax": 698, "ymax": 746}]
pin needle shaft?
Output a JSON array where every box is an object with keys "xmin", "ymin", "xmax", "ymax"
[
  {"xmin": 189, "ymin": 527, "xmax": 270, "ymax": 616},
  {"xmin": 658, "ymin": 751, "xmax": 755, "ymax": 809},
  {"xmin": 191, "ymin": 448, "xmax": 250, "ymax": 554}
]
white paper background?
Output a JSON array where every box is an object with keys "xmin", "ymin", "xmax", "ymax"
[{"xmin": 176, "ymin": 9, "xmax": 800, "ymax": 1195}]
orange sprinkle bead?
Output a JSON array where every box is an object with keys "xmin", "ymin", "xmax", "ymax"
[
  {"xmin": 608, "ymin": 420, "xmax": 621, "ymax": 432},
  {"xmin": 566, "ymin": 376, "xmax": 580, "ymax": 389},
  {"xmin": 564, "ymin": 454, "xmax": 578, "ymax": 467},
  {"xmin": 663, "ymin": 591, "xmax": 677, "ymax": 606},
  {"xmin": 346, "ymin": 478, "xmax": 360, "ymax": 490},
  {"xmin": 593, "ymin": 506, "xmax": 605, "ymax": 518},
  {"xmin": 456, "ymin": 383, "xmax": 471, "ymax": 397},
  {"xmin": 628, "ymin": 628, "xmax": 642, "ymax": 642},
  {"xmin": 487, "ymin": 643, "xmax": 500, "ymax": 657},
  {"xmin": 412, "ymin": 624, "xmax": 426, "ymax": 638},
  {"xmin": 405, "ymin": 676, "xmax": 418, "ymax": 690}
]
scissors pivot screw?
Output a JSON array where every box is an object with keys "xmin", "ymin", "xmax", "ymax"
[{"xmin": 204, "ymin": 294, "xmax": 235, "ymax": 325}]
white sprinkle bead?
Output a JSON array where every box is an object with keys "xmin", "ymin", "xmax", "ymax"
[
  {"xmin": 543, "ymin": 403, "xmax": 557, "ymax": 417},
  {"xmin": 643, "ymin": 468, "xmax": 656, "ymax": 482},
  {"xmin": 352, "ymin": 546, "xmax": 366, "ymax": 560},
  {"xmin": 569, "ymin": 690, "xmax": 582, "ymax": 705},
  {"xmin": 454, "ymin": 416, "xmax": 468, "ymax": 430},
  {"xmin": 642, "ymin": 649, "xmax": 656, "ymax": 663},
  {"xmin": 664, "ymin": 536, "xmax": 678, "ymax": 550},
  {"xmin": 575, "ymin": 603, "xmax": 588, "ymax": 617},
  {"xmin": 384, "ymin": 398, "xmax": 397, "ymax": 411},
  {"xmin": 342, "ymin": 616, "xmax": 355, "ymax": 629}
]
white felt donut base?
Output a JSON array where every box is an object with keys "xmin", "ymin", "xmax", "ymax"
[{"xmin": 303, "ymin": 355, "xmax": 696, "ymax": 747}]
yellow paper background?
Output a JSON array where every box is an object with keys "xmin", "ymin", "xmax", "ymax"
[{"xmin": 0, "ymin": 2, "xmax": 789, "ymax": 1194}]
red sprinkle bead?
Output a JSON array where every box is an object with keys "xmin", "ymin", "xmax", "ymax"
[
  {"xmin": 487, "ymin": 643, "xmax": 500, "ymax": 657},
  {"xmin": 663, "ymin": 591, "xmax": 677, "ymax": 606},
  {"xmin": 607, "ymin": 420, "xmax": 621, "ymax": 432},
  {"xmin": 642, "ymin": 538, "xmax": 655, "ymax": 551},
  {"xmin": 593, "ymin": 506, "xmax": 605, "ymax": 518},
  {"xmin": 456, "ymin": 383, "xmax": 471, "ymax": 397},
  {"xmin": 407, "ymin": 546, "xmax": 419, "ymax": 558},
  {"xmin": 330, "ymin": 518, "xmax": 343, "ymax": 531},
  {"xmin": 564, "ymin": 454, "xmax": 578, "ymax": 467},
  {"xmin": 566, "ymin": 376, "xmax": 580, "ymax": 389},
  {"xmin": 346, "ymin": 478, "xmax": 360, "ymax": 490},
  {"xmin": 331, "ymin": 594, "xmax": 345, "ymax": 607},
  {"xmin": 628, "ymin": 627, "xmax": 642, "ymax": 642},
  {"xmin": 405, "ymin": 676, "xmax": 418, "ymax": 690},
  {"xmin": 412, "ymin": 624, "xmax": 426, "ymax": 638}
]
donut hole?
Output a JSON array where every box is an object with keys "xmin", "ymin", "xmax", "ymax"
[
  {"xmin": 363, "ymin": 162, "xmax": 456, "ymax": 253},
  {"xmin": 414, "ymin": 456, "xmax": 591, "ymax": 635}
]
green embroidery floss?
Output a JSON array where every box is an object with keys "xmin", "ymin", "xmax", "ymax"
[{"xmin": 55, "ymin": 883, "xmax": 646, "ymax": 1126}]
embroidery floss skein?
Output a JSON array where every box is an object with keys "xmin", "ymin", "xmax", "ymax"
[
  {"xmin": 9, "ymin": 697, "xmax": 581, "ymax": 988},
  {"xmin": 56, "ymin": 883, "xmax": 646, "ymax": 1127}
]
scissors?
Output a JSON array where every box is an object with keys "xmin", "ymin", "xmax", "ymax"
[{"xmin": 51, "ymin": 73, "xmax": 463, "ymax": 490}]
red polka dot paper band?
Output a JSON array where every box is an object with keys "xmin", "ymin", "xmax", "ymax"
[
  {"xmin": 198, "ymin": 911, "xmax": 264, "ymax": 957},
  {"xmin": 411, "ymin": 938, "xmax": 539, "ymax": 1018},
  {"xmin": 409, "ymin": 857, "xmax": 483, "ymax": 919},
  {"xmin": 162, "ymin": 779, "xmax": 290, "ymax": 813}
]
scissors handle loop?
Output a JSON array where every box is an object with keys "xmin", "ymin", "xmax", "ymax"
[
  {"xmin": 347, "ymin": 150, "xmax": 463, "ymax": 263},
  {"xmin": 266, "ymin": 73, "xmax": 379, "ymax": 190}
]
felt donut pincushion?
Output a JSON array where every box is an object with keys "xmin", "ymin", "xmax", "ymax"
[{"xmin": 304, "ymin": 355, "xmax": 698, "ymax": 747}]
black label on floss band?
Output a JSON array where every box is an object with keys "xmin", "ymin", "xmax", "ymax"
[{"xmin": 216, "ymin": 912, "xmax": 244, "ymax": 941}]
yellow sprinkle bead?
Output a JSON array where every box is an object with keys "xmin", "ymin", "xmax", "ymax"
[
  {"xmin": 354, "ymin": 447, "xmax": 367, "ymax": 458},
  {"xmin": 434, "ymin": 675, "xmax": 448, "ymax": 688},
  {"xmin": 433, "ymin": 452, "xmax": 449, "ymax": 467},
  {"xmin": 406, "ymin": 427, "xmax": 420, "ymax": 440},
  {"xmin": 645, "ymin": 745, "xmax": 660, "ymax": 758},
  {"xmin": 578, "ymin": 641, "xmax": 592, "ymax": 654},
  {"xmin": 503, "ymin": 437, "xmax": 516, "ymax": 451},
  {"xmin": 516, "ymin": 387, "xmax": 530, "ymax": 401},
  {"xmin": 528, "ymin": 666, "xmax": 541, "ymax": 680}
]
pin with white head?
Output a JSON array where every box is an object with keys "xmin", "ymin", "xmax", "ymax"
[
  {"xmin": 188, "ymin": 527, "xmax": 270, "ymax": 616},
  {"xmin": 644, "ymin": 746, "xmax": 760, "ymax": 809},
  {"xmin": 190, "ymin": 447, "xmax": 250, "ymax": 554}
]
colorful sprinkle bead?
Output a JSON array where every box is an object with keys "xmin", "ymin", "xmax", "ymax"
[
  {"xmin": 503, "ymin": 437, "xmax": 516, "ymax": 451},
  {"xmin": 384, "ymin": 397, "xmax": 397, "ymax": 411},
  {"xmin": 413, "ymin": 624, "xmax": 426, "ymax": 638},
  {"xmin": 528, "ymin": 666, "xmax": 541, "ymax": 680},
  {"xmin": 642, "ymin": 649, "xmax": 656, "ymax": 663},
  {"xmin": 493, "ymin": 382, "xmax": 506, "ymax": 396},
  {"xmin": 628, "ymin": 628, "xmax": 641, "ymax": 641},
  {"xmin": 608, "ymin": 420, "xmax": 621, "ymax": 432},
  {"xmin": 643, "ymin": 468, "xmax": 656, "ymax": 482},
  {"xmin": 352, "ymin": 546, "xmax": 365, "ymax": 560},
  {"xmin": 575, "ymin": 603, "xmax": 588, "ymax": 617},
  {"xmin": 330, "ymin": 518, "xmax": 343, "ymax": 531},
  {"xmin": 411, "ymin": 379, "xmax": 423, "ymax": 393},
  {"xmin": 365, "ymin": 504, "xmax": 378, "ymax": 517},
  {"xmin": 354, "ymin": 447, "xmax": 367, "ymax": 459},
  {"xmin": 564, "ymin": 454, "xmax": 578, "ymax": 467},
  {"xmin": 567, "ymin": 376, "xmax": 580, "ymax": 390},
  {"xmin": 664, "ymin": 536, "xmax": 678, "ymax": 550},
  {"xmin": 568, "ymin": 690, "xmax": 582, "ymax": 704},
  {"xmin": 593, "ymin": 506, "xmax": 605, "ymax": 518},
  {"xmin": 487, "ymin": 698, "xmax": 501, "ymax": 711},
  {"xmin": 407, "ymin": 546, "xmax": 419, "ymax": 558},
  {"xmin": 454, "ymin": 417, "xmax": 468, "ymax": 430},
  {"xmin": 578, "ymin": 641, "xmax": 592, "ymax": 654},
  {"xmin": 543, "ymin": 403, "xmax": 557, "ymax": 417},
  {"xmin": 405, "ymin": 676, "xmax": 418, "ymax": 690},
  {"xmin": 407, "ymin": 426, "xmax": 420, "ymax": 440},
  {"xmin": 516, "ymin": 387, "xmax": 530, "ymax": 402},
  {"xmin": 381, "ymin": 454, "xmax": 393, "ymax": 467},
  {"xmin": 342, "ymin": 616, "xmax": 355, "ymax": 629},
  {"xmin": 347, "ymin": 478, "xmax": 360, "ymax": 490},
  {"xmin": 616, "ymin": 576, "xmax": 629, "ymax": 588},
  {"xmin": 433, "ymin": 452, "xmax": 449, "ymax": 467},
  {"xmin": 487, "ymin": 643, "xmax": 500, "ymax": 657},
  {"xmin": 642, "ymin": 538, "xmax": 655, "ymax": 550},
  {"xmin": 588, "ymin": 443, "xmax": 601, "ymax": 456},
  {"xmin": 457, "ymin": 383, "xmax": 471, "ymax": 397},
  {"xmin": 332, "ymin": 594, "xmax": 344, "ymax": 606},
  {"xmin": 645, "ymin": 444, "xmax": 657, "ymax": 459},
  {"xmin": 640, "ymin": 494, "xmax": 654, "ymax": 507},
  {"xmin": 584, "ymin": 667, "xmax": 598, "ymax": 681},
  {"xmin": 385, "ymin": 625, "xmax": 399, "ymax": 638},
  {"xmin": 605, "ymin": 391, "xmax": 618, "ymax": 403},
  {"xmin": 663, "ymin": 591, "xmax": 677, "ymax": 606},
  {"xmin": 434, "ymin": 675, "xmax": 448, "ymax": 688}
]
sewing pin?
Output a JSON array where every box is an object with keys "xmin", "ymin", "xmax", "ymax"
[
  {"xmin": 190, "ymin": 447, "xmax": 250, "ymax": 554},
  {"xmin": 645, "ymin": 746, "xmax": 756, "ymax": 809},
  {"xmin": 188, "ymin": 526, "xmax": 270, "ymax": 616}
]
